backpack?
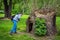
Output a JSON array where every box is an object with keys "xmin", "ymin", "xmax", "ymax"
[{"xmin": 11, "ymin": 15, "xmax": 15, "ymax": 21}]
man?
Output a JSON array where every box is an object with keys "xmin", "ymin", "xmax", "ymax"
[{"xmin": 10, "ymin": 13, "xmax": 22, "ymax": 35}]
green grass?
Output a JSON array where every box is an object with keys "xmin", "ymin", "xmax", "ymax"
[
  {"xmin": 0, "ymin": 14, "xmax": 35, "ymax": 40},
  {"xmin": 56, "ymin": 17, "xmax": 60, "ymax": 30},
  {"xmin": 0, "ymin": 13, "xmax": 4, "ymax": 17},
  {"xmin": 0, "ymin": 14, "xmax": 60, "ymax": 40},
  {"xmin": 0, "ymin": 15, "xmax": 35, "ymax": 40}
]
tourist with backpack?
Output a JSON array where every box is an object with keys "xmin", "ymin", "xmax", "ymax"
[{"xmin": 10, "ymin": 13, "xmax": 22, "ymax": 35}]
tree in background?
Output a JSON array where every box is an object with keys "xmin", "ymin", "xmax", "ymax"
[{"xmin": 3, "ymin": 0, "xmax": 12, "ymax": 18}]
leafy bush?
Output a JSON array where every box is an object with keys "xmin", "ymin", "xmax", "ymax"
[
  {"xmin": 12, "ymin": 4, "xmax": 23, "ymax": 14},
  {"xmin": 35, "ymin": 18, "xmax": 47, "ymax": 36}
]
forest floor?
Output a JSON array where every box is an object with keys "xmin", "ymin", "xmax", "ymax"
[{"xmin": 0, "ymin": 14, "xmax": 60, "ymax": 40}]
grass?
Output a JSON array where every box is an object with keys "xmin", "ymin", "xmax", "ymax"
[
  {"xmin": 0, "ymin": 14, "xmax": 60, "ymax": 40},
  {"xmin": 0, "ymin": 13, "xmax": 4, "ymax": 17},
  {"xmin": 56, "ymin": 17, "xmax": 60, "ymax": 30},
  {"xmin": 0, "ymin": 14, "xmax": 35, "ymax": 40}
]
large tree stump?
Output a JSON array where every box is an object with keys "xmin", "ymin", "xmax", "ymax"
[
  {"xmin": 34, "ymin": 9, "xmax": 57, "ymax": 36},
  {"xmin": 26, "ymin": 8, "xmax": 57, "ymax": 36}
]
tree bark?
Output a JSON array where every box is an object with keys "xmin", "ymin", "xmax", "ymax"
[
  {"xmin": 46, "ymin": 15, "xmax": 57, "ymax": 36},
  {"xmin": 3, "ymin": 0, "xmax": 12, "ymax": 18},
  {"xmin": 9, "ymin": 0, "xmax": 12, "ymax": 18},
  {"xmin": 26, "ymin": 13, "xmax": 36, "ymax": 34}
]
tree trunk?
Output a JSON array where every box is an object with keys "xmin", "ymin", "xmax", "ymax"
[
  {"xmin": 3, "ymin": 0, "xmax": 8, "ymax": 18},
  {"xmin": 3, "ymin": 0, "xmax": 12, "ymax": 18},
  {"xmin": 46, "ymin": 14, "xmax": 57, "ymax": 36},
  {"xmin": 9, "ymin": 0, "xmax": 12, "ymax": 18}
]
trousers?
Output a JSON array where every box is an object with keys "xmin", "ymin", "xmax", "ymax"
[{"xmin": 11, "ymin": 20, "xmax": 17, "ymax": 33}]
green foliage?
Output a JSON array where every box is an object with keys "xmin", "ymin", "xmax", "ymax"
[
  {"xmin": 12, "ymin": 3, "xmax": 25, "ymax": 14},
  {"xmin": 12, "ymin": 4, "xmax": 21, "ymax": 14},
  {"xmin": 35, "ymin": 18, "xmax": 47, "ymax": 36},
  {"xmin": 0, "ymin": 0, "xmax": 60, "ymax": 16},
  {"xmin": 56, "ymin": 17, "xmax": 60, "ymax": 36}
]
